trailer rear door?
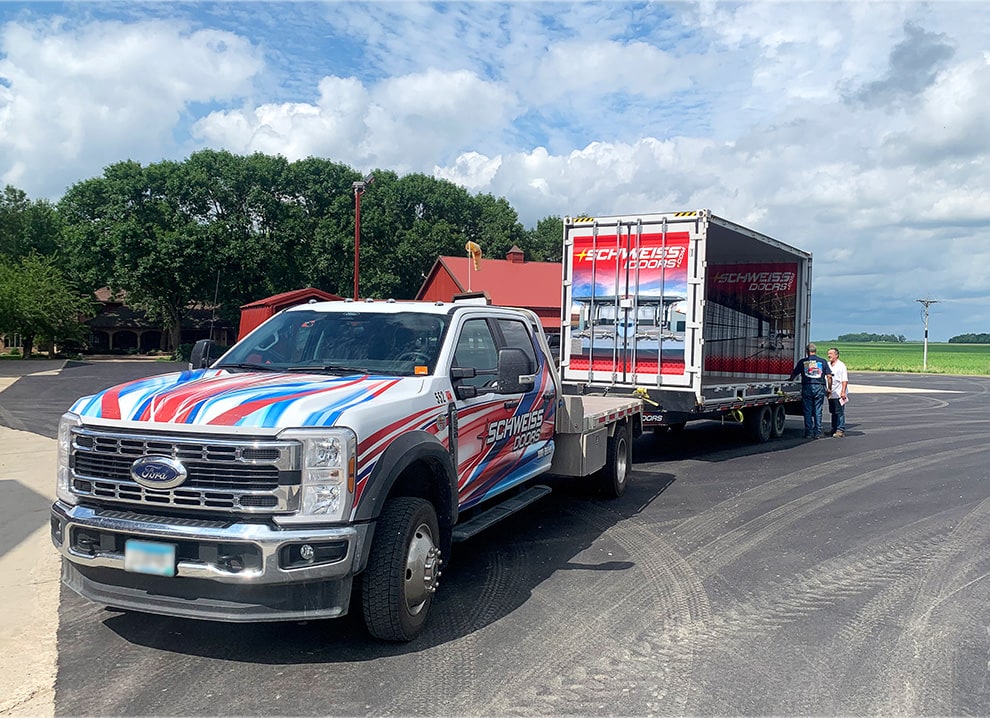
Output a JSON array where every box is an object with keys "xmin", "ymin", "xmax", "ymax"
[{"xmin": 561, "ymin": 213, "xmax": 704, "ymax": 390}]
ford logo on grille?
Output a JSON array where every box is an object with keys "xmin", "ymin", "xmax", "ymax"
[{"xmin": 130, "ymin": 456, "xmax": 188, "ymax": 490}]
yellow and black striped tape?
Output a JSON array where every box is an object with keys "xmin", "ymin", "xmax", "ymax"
[{"xmin": 571, "ymin": 211, "xmax": 698, "ymax": 222}]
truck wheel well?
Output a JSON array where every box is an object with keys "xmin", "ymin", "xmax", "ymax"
[{"xmin": 386, "ymin": 456, "xmax": 454, "ymax": 556}]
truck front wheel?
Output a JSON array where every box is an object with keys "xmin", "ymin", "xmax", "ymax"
[
  {"xmin": 596, "ymin": 424, "xmax": 630, "ymax": 498},
  {"xmin": 361, "ymin": 497, "xmax": 442, "ymax": 642}
]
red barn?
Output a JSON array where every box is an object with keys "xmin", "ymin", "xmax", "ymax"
[
  {"xmin": 238, "ymin": 288, "xmax": 343, "ymax": 340},
  {"xmin": 415, "ymin": 247, "xmax": 562, "ymax": 333}
]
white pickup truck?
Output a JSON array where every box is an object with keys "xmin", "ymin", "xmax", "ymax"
[{"xmin": 51, "ymin": 299, "xmax": 641, "ymax": 640}]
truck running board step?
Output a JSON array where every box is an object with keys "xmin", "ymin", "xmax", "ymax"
[{"xmin": 452, "ymin": 485, "xmax": 552, "ymax": 542}]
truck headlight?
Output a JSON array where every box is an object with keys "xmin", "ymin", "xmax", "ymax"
[
  {"xmin": 276, "ymin": 429, "xmax": 356, "ymax": 523},
  {"xmin": 57, "ymin": 412, "xmax": 81, "ymax": 506}
]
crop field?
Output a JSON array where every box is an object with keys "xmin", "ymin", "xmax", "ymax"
[{"xmin": 814, "ymin": 341, "xmax": 990, "ymax": 375}]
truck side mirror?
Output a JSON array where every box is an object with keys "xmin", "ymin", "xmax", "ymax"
[
  {"xmin": 450, "ymin": 366, "xmax": 479, "ymax": 400},
  {"xmin": 497, "ymin": 348, "xmax": 535, "ymax": 394},
  {"xmin": 189, "ymin": 339, "xmax": 215, "ymax": 370}
]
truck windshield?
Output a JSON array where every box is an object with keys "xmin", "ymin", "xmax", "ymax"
[{"xmin": 216, "ymin": 310, "xmax": 449, "ymax": 377}]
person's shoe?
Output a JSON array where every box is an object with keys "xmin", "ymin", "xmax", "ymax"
[
  {"xmin": 833, "ymin": 430, "xmax": 844, "ymax": 438},
  {"xmin": 804, "ymin": 433, "xmax": 813, "ymax": 439},
  {"xmin": 826, "ymin": 430, "xmax": 834, "ymax": 437},
  {"xmin": 813, "ymin": 434, "xmax": 822, "ymax": 440}
]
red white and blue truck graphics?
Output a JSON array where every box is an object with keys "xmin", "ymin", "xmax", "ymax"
[{"xmin": 51, "ymin": 299, "xmax": 637, "ymax": 641}]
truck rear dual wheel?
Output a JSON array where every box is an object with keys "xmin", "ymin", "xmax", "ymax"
[
  {"xmin": 361, "ymin": 497, "xmax": 441, "ymax": 642},
  {"xmin": 596, "ymin": 424, "xmax": 630, "ymax": 498}
]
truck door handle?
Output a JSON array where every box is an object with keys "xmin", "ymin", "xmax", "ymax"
[{"xmin": 504, "ymin": 400, "xmax": 520, "ymax": 409}]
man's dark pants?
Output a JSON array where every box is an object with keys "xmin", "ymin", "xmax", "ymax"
[{"xmin": 801, "ymin": 384, "xmax": 826, "ymax": 437}]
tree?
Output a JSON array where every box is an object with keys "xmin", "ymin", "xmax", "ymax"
[
  {"xmin": 525, "ymin": 216, "xmax": 564, "ymax": 262},
  {"xmin": 949, "ymin": 333, "xmax": 990, "ymax": 343},
  {"xmin": 56, "ymin": 150, "xmax": 553, "ymax": 346},
  {"xmin": 470, "ymin": 193, "xmax": 527, "ymax": 260},
  {"xmin": 1, "ymin": 185, "xmax": 62, "ymax": 262},
  {"xmin": 60, "ymin": 159, "xmax": 219, "ymax": 350},
  {"xmin": 0, "ymin": 253, "xmax": 93, "ymax": 358},
  {"xmin": 837, "ymin": 333, "xmax": 907, "ymax": 343}
]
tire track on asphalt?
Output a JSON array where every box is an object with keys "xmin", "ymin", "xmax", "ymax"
[
  {"xmin": 471, "ymin": 439, "xmax": 989, "ymax": 714},
  {"xmin": 382, "ymin": 543, "xmax": 531, "ymax": 715},
  {"xmin": 870, "ymin": 493, "xmax": 990, "ymax": 716},
  {"xmin": 689, "ymin": 443, "xmax": 988, "ymax": 574},
  {"xmin": 668, "ymin": 524, "xmax": 951, "ymax": 714},
  {"xmin": 472, "ymin": 498, "xmax": 710, "ymax": 716},
  {"xmin": 674, "ymin": 435, "xmax": 987, "ymax": 569}
]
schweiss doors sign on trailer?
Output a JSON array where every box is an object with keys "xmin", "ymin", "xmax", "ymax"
[
  {"xmin": 563, "ymin": 214, "xmax": 695, "ymax": 387},
  {"xmin": 561, "ymin": 211, "xmax": 812, "ymax": 426}
]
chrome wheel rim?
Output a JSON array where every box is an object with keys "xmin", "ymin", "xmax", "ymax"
[{"xmin": 404, "ymin": 522, "xmax": 440, "ymax": 615}]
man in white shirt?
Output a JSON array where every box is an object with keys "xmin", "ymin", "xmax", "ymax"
[{"xmin": 826, "ymin": 347, "xmax": 849, "ymax": 437}]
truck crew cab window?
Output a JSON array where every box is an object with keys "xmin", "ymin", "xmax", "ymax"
[
  {"xmin": 452, "ymin": 319, "xmax": 498, "ymax": 389},
  {"xmin": 496, "ymin": 318, "xmax": 537, "ymax": 371}
]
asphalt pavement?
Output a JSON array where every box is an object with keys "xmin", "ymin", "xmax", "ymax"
[{"xmin": 2, "ymin": 361, "xmax": 990, "ymax": 716}]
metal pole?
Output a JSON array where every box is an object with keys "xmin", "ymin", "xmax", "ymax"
[
  {"xmin": 352, "ymin": 174, "xmax": 374, "ymax": 301},
  {"xmin": 916, "ymin": 298, "xmax": 939, "ymax": 372},
  {"xmin": 353, "ymin": 184, "xmax": 362, "ymax": 300}
]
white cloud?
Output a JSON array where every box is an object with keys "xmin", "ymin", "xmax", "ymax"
[
  {"xmin": 194, "ymin": 68, "xmax": 516, "ymax": 171},
  {"xmin": 0, "ymin": 16, "xmax": 262, "ymax": 195},
  {"xmin": 2, "ymin": 2, "xmax": 990, "ymax": 340}
]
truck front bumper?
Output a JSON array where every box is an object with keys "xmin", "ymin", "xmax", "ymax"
[{"xmin": 50, "ymin": 501, "xmax": 372, "ymax": 622}]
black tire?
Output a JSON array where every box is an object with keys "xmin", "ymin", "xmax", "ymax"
[
  {"xmin": 596, "ymin": 424, "xmax": 630, "ymax": 498},
  {"xmin": 651, "ymin": 421, "xmax": 685, "ymax": 439},
  {"xmin": 361, "ymin": 497, "xmax": 441, "ymax": 642},
  {"xmin": 746, "ymin": 406, "xmax": 773, "ymax": 443},
  {"xmin": 771, "ymin": 404, "xmax": 786, "ymax": 438}
]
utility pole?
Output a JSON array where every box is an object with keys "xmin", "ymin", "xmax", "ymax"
[
  {"xmin": 352, "ymin": 173, "xmax": 375, "ymax": 300},
  {"xmin": 916, "ymin": 298, "xmax": 939, "ymax": 371}
]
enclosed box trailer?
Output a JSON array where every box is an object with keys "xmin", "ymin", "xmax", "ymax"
[{"xmin": 560, "ymin": 210, "xmax": 812, "ymax": 440}]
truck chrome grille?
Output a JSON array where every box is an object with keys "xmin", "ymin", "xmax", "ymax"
[{"xmin": 70, "ymin": 427, "xmax": 300, "ymax": 514}]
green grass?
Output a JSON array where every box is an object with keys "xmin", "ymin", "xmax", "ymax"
[{"xmin": 815, "ymin": 341, "xmax": 990, "ymax": 375}]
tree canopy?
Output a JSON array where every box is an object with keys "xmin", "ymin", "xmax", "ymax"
[
  {"xmin": 0, "ymin": 253, "xmax": 93, "ymax": 357},
  {"xmin": 836, "ymin": 332, "xmax": 907, "ymax": 343},
  {"xmin": 948, "ymin": 333, "xmax": 990, "ymax": 344},
  {"xmin": 5, "ymin": 151, "xmax": 564, "ymax": 355}
]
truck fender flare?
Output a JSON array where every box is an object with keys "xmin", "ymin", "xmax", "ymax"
[{"xmin": 353, "ymin": 431, "xmax": 458, "ymax": 527}]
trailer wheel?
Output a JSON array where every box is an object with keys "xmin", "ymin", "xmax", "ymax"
[
  {"xmin": 361, "ymin": 497, "xmax": 441, "ymax": 642},
  {"xmin": 771, "ymin": 404, "xmax": 786, "ymax": 438},
  {"xmin": 596, "ymin": 424, "xmax": 630, "ymax": 498},
  {"xmin": 746, "ymin": 406, "xmax": 773, "ymax": 443}
]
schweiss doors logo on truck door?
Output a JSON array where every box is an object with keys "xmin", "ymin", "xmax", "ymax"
[{"xmin": 130, "ymin": 456, "xmax": 189, "ymax": 489}]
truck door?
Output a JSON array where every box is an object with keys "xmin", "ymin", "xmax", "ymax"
[{"xmin": 449, "ymin": 317, "xmax": 553, "ymax": 510}]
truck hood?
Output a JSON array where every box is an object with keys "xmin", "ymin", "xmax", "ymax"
[{"xmin": 70, "ymin": 369, "xmax": 420, "ymax": 428}]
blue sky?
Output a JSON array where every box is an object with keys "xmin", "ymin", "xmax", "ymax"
[{"xmin": 2, "ymin": 1, "xmax": 989, "ymax": 342}]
